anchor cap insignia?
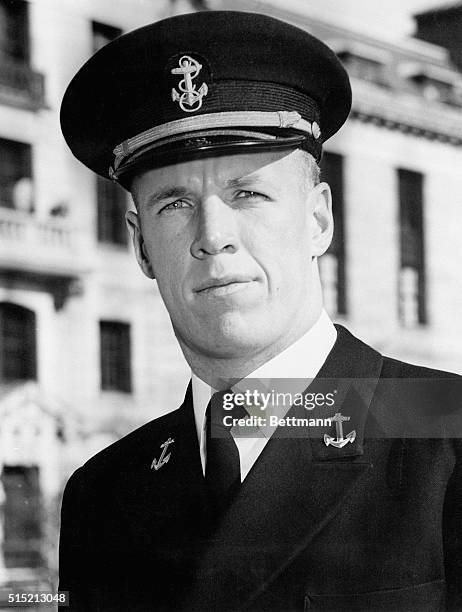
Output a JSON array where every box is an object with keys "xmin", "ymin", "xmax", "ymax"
[{"xmin": 170, "ymin": 55, "xmax": 208, "ymax": 113}]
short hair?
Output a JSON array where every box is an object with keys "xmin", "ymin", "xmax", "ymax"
[{"xmin": 296, "ymin": 149, "xmax": 321, "ymax": 193}]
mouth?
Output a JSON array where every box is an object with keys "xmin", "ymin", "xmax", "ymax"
[{"xmin": 194, "ymin": 276, "xmax": 255, "ymax": 295}]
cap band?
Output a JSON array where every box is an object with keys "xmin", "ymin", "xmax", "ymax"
[
  {"xmin": 115, "ymin": 128, "xmax": 276, "ymax": 167},
  {"xmin": 111, "ymin": 110, "xmax": 319, "ymax": 175}
]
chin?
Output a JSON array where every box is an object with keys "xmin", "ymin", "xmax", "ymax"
[{"xmin": 198, "ymin": 312, "xmax": 275, "ymax": 358}]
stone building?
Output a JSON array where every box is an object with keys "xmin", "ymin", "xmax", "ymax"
[
  {"xmin": 414, "ymin": 1, "xmax": 462, "ymax": 69},
  {"xmin": 218, "ymin": 0, "xmax": 462, "ymax": 373},
  {"xmin": 0, "ymin": 0, "xmax": 461, "ymax": 596},
  {"xmin": 0, "ymin": 0, "xmax": 190, "ymax": 594}
]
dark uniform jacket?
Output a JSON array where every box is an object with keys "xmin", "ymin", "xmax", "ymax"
[{"xmin": 59, "ymin": 325, "xmax": 462, "ymax": 611}]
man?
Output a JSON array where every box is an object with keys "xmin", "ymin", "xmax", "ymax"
[{"xmin": 58, "ymin": 11, "xmax": 462, "ymax": 612}]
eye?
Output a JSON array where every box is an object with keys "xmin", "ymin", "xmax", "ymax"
[
  {"xmin": 235, "ymin": 190, "xmax": 269, "ymax": 201},
  {"xmin": 159, "ymin": 199, "xmax": 191, "ymax": 213}
]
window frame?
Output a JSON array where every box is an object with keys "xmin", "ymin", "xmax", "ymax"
[
  {"xmin": 0, "ymin": 302, "xmax": 37, "ymax": 382},
  {"xmin": 99, "ymin": 320, "xmax": 132, "ymax": 393}
]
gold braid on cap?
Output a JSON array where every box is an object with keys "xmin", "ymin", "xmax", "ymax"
[{"xmin": 110, "ymin": 110, "xmax": 319, "ymax": 178}]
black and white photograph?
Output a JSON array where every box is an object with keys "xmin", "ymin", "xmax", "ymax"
[{"xmin": 0, "ymin": 0, "xmax": 461, "ymax": 610}]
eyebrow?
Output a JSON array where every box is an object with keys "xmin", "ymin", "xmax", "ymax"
[
  {"xmin": 225, "ymin": 175, "xmax": 270, "ymax": 191},
  {"xmin": 143, "ymin": 173, "xmax": 274, "ymax": 208},
  {"xmin": 145, "ymin": 186, "xmax": 191, "ymax": 208}
]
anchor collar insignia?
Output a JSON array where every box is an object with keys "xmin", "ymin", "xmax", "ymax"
[
  {"xmin": 324, "ymin": 412, "xmax": 356, "ymax": 449},
  {"xmin": 151, "ymin": 437, "xmax": 175, "ymax": 470},
  {"xmin": 60, "ymin": 11, "xmax": 352, "ymax": 186}
]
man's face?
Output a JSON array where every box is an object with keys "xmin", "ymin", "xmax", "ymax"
[{"xmin": 128, "ymin": 149, "xmax": 332, "ymax": 363}]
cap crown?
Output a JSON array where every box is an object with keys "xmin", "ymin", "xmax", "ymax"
[{"xmin": 60, "ymin": 11, "xmax": 351, "ymax": 179}]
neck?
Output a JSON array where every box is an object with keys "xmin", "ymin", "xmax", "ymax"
[{"xmin": 179, "ymin": 303, "xmax": 324, "ymax": 389}]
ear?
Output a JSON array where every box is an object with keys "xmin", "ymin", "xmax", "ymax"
[
  {"xmin": 125, "ymin": 210, "xmax": 155, "ymax": 279},
  {"xmin": 309, "ymin": 182, "xmax": 334, "ymax": 258}
]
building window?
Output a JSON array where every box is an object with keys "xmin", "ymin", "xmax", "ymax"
[
  {"xmin": 398, "ymin": 60, "xmax": 462, "ymax": 107},
  {"xmin": 0, "ymin": 0, "xmax": 29, "ymax": 62},
  {"xmin": 398, "ymin": 169, "xmax": 426, "ymax": 326},
  {"xmin": 0, "ymin": 2, "xmax": 44, "ymax": 110},
  {"xmin": 319, "ymin": 152, "xmax": 347, "ymax": 316},
  {"xmin": 0, "ymin": 137, "xmax": 32, "ymax": 210},
  {"xmin": 96, "ymin": 176, "xmax": 128, "ymax": 245},
  {"xmin": 100, "ymin": 321, "xmax": 132, "ymax": 392},
  {"xmin": 0, "ymin": 302, "xmax": 36, "ymax": 382},
  {"xmin": 92, "ymin": 21, "xmax": 122, "ymax": 53},
  {"xmin": 1, "ymin": 465, "xmax": 42, "ymax": 568},
  {"xmin": 91, "ymin": 24, "xmax": 126, "ymax": 246}
]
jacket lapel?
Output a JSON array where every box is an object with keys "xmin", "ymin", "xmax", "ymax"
[
  {"xmin": 308, "ymin": 324, "xmax": 383, "ymax": 461},
  {"xmin": 186, "ymin": 325, "xmax": 384, "ymax": 610},
  {"xmin": 114, "ymin": 383, "xmax": 209, "ymax": 549}
]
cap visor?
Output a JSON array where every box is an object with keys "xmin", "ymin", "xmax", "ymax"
[{"xmin": 113, "ymin": 132, "xmax": 307, "ymax": 182}]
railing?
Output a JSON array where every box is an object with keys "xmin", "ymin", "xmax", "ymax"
[
  {"xmin": 0, "ymin": 207, "xmax": 75, "ymax": 251},
  {"xmin": 0, "ymin": 60, "xmax": 45, "ymax": 110}
]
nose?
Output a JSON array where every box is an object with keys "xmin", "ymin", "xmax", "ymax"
[{"xmin": 190, "ymin": 195, "xmax": 239, "ymax": 259}]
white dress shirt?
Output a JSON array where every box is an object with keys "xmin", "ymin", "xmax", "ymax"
[{"xmin": 192, "ymin": 309, "xmax": 337, "ymax": 480}]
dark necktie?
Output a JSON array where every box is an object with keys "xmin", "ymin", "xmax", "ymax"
[{"xmin": 205, "ymin": 390, "xmax": 245, "ymax": 511}]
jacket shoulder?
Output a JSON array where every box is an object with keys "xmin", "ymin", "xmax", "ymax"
[
  {"xmin": 334, "ymin": 324, "xmax": 461, "ymax": 380},
  {"xmin": 70, "ymin": 405, "xmax": 183, "ymax": 486},
  {"xmin": 380, "ymin": 355, "xmax": 461, "ymax": 379}
]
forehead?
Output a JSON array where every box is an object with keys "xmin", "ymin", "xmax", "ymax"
[{"xmin": 131, "ymin": 149, "xmax": 303, "ymax": 197}]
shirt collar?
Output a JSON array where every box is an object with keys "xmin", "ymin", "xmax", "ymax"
[{"xmin": 191, "ymin": 309, "xmax": 337, "ymax": 443}]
